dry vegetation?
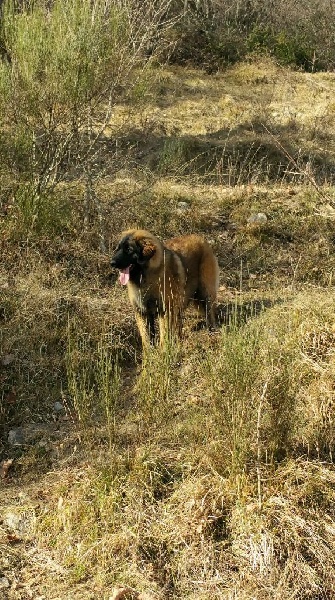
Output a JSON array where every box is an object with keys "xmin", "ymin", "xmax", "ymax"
[{"xmin": 1, "ymin": 4, "xmax": 335, "ymax": 598}]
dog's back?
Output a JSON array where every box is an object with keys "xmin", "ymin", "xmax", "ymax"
[{"xmin": 165, "ymin": 234, "xmax": 219, "ymax": 327}]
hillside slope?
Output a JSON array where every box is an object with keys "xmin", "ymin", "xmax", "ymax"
[{"xmin": 1, "ymin": 59, "xmax": 335, "ymax": 599}]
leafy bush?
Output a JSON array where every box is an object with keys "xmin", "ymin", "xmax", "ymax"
[
  {"xmin": 166, "ymin": 0, "xmax": 335, "ymax": 71},
  {"xmin": 0, "ymin": 0, "xmax": 171, "ymax": 236},
  {"xmin": 247, "ymin": 26, "xmax": 317, "ymax": 70}
]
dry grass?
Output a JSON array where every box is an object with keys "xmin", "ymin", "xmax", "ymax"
[{"xmin": 1, "ymin": 58, "xmax": 335, "ymax": 599}]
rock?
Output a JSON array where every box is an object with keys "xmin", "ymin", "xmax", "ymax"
[
  {"xmin": 0, "ymin": 577, "xmax": 10, "ymax": 589},
  {"xmin": 1, "ymin": 353, "xmax": 15, "ymax": 366},
  {"xmin": 3, "ymin": 507, "xmax": 35, "ymax": 535},
  {"xmin": 53, "ymin": 401, "xmax": 64, "ymax": 413},
  {"xmin": 247, "ymin": 212, "xmax": 268, "ymax": 226},
  {"xmin": 3, "ymin": 510, "xmax": 22, "ymax": 531},
  {"xmin": 8, "ymin": 428, "xmax": 25, "ymax": 446},
  {"xmin": 8, "ymin": 424, "xmax": 51, "ymax": 446},
  {"xmin": 177, "ymin": 201, "xmax": 190, "ymax": 212}
]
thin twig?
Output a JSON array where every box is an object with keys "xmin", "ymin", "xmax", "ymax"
[{"xmin": 256, "ymin": 380, "xmax": 268, "ymax": 510}]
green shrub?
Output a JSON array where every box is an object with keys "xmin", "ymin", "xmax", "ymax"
[
  {"xmin": 10, "ymin": 184, "xmax": 71, "ymax": 238},
  {"xmin": 166, "ymin": 0, "xmax": 335, "ymax": 71},
  {"xmin": 0, "ymin": 0, "xmax": 170, "ymax": 235},
  {"xmin": 247, "ymin": 25, "xmax": 317, "ymax": 70}
]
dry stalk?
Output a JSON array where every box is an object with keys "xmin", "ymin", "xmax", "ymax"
[{"xmin": 256, "ymin": 380, "xmax": 268, "ymax": 510}]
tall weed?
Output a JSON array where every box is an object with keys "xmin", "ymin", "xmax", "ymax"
[
  {"xmin": 209, "ymin": 314, "xmax": 264, "ymax": 478},
  {"xmin": 136, "ymin": 337, "xmax": 180, "ymax": 437},
  {"xmin": 66, "ymin": 321, "xmax": 121, "ymax": 445},
  {"xmin": 206, "ymin": 299, "xmax": 314, "ymax": 480}
]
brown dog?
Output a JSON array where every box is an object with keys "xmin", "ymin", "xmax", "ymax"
[{"xmin": 110, "ymin": 229, "xmax": 219, "ymax": 347}]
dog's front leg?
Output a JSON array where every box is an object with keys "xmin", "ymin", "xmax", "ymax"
[
  {"xmin": 135, "ymin": 312, "xmax": 151, "ymax": 349},
  {"xmin": 146, "ymin": 313, "xmax": 156, "ymax": 345}
]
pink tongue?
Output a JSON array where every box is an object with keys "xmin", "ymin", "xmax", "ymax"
[{"xmin": 119, "ymin": 267, "xmax": 130, "ymax": 285}]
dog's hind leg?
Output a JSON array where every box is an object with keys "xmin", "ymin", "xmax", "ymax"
[
  {"xmin": 193, "ymin": 293, "xmax": 217, "ymax": 330},
  {"xmin": 203, "ymin": 296, "xmax": 217, "ymax": 330},
  {"xmin": 197, "ymin": 252, "xmax": 220, "ymax": 330}
]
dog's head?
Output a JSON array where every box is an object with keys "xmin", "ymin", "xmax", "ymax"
[{"xmin": 110, "ymin": 230, "xmax": 157, "ymax": 285}]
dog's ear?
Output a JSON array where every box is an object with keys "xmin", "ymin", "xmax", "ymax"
[{"xmin": 139, "ymin": 238, "xmax": 156, "ymax": 261}]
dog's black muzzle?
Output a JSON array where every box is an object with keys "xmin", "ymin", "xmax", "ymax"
[
  {"xmin": 110, "ymin": 251, "xmax": 123, "ymax": 269},
  {"xmin": 110, "ymin": 250, "xmax": 132, "ymax": 270}
]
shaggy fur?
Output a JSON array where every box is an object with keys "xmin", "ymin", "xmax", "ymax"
[{"xmin": 111, "ymin": 229, "xmax": 219, "ymax": 347}]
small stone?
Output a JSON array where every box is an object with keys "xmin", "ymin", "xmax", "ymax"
[
  {"xmin": 8, "ymin": 428, "xmax": 25, "ymax": 446},
  {"xmin": 3, "ymin": 507, "xmax": 35, "ymax": 535},
  {"xmin": 1, "ymin": 354, "xmax": 15, "ymax": 366},
  {"xmin": 0, "ymin": 577, "xmax": 10, "ymax": 589},
  {"xmin": 177, "ymin": 201, "xmax": 190, "ymax": 212},
  {"xmin": 53, "ymin": 401, "xmax": 64, "ymax": 413},
  {"xmin": 3, "ymin": 511, "xmax": 21, "ymax": 531},
  {"xmin": 247, "ymin": 212, "xmax": 268, "ymax": 226}
]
